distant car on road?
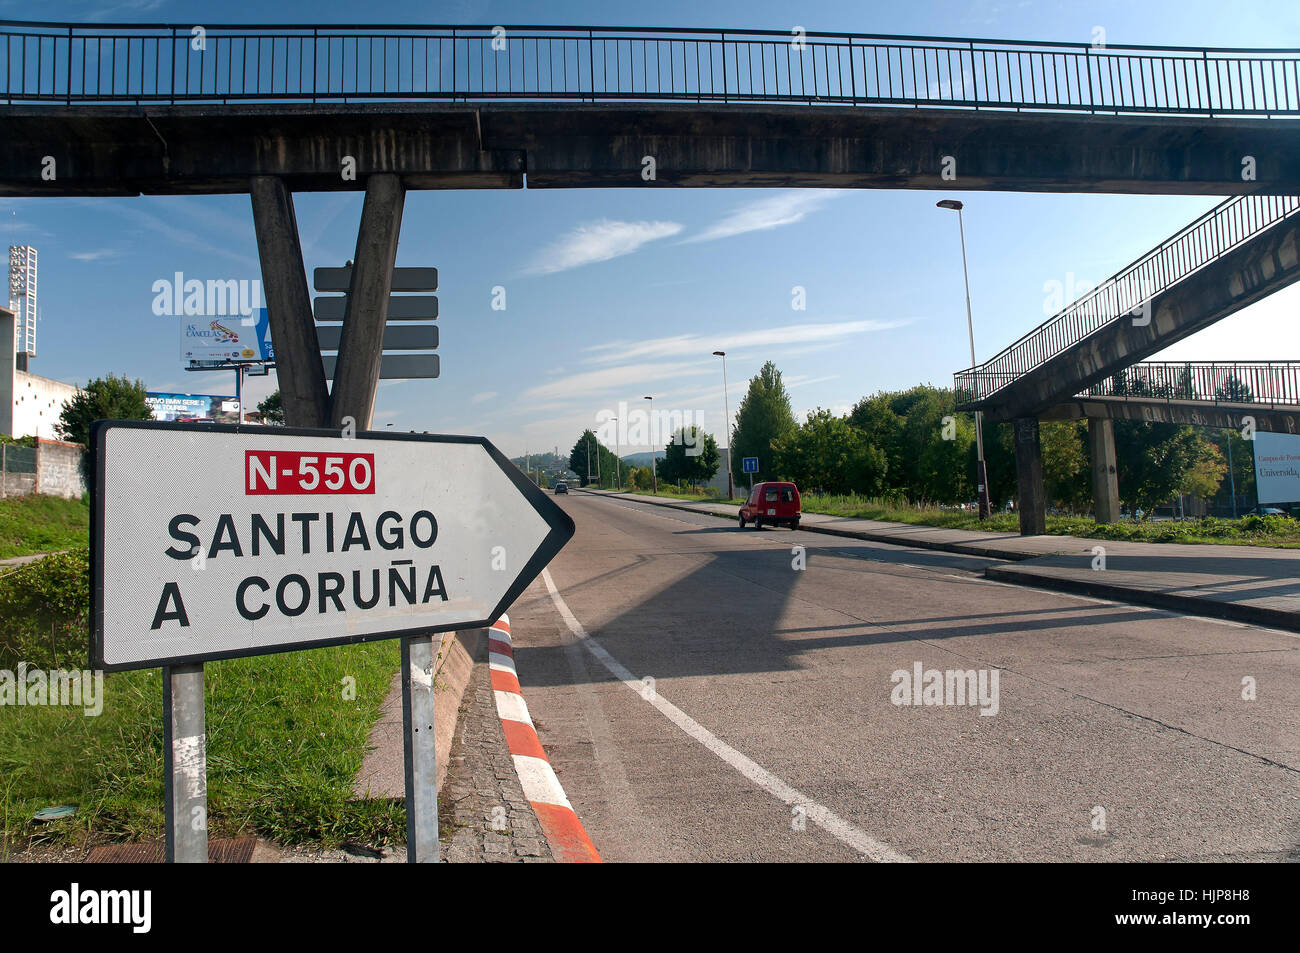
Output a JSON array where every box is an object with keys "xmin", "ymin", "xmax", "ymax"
[
  {"xmin": 739, "ymin": 481, "xmax": 801, "ymax": 530},
  {"xmin": 554, "ymin": 481, "xmax": 568, "ymax": 494},
  {"xmin": 1253, "ymin": 505, "xmax": 1285, "ymax": 515}
]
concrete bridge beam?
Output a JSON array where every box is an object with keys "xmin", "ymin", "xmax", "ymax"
[
  {"xmin": 1013, "ymin": 417, "xmax": 1047, "ymax": 536},
  {"xmin": 1089, "ymin": 418, "xmax": 1122, "ymax": 524}
]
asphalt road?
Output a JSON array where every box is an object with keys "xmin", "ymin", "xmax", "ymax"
[{"xmin": 508, "ymin": 491, "xmax": 1300, "ymax": 862}]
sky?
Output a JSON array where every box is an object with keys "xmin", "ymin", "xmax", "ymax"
[{"xmin": 5, "ymin": 0, "xmax": 1300, "ymax": 459}]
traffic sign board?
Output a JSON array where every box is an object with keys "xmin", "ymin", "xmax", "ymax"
[
  {"xmin": 315, "ymin": 324, "xmax": 438, "ymax": 351},
  {"xmin": 742, "ymin": 457, "xmax": 759, "ymax": 473},
  {"xmin": 313, "ymin": 266, "xmax": 438, "ymax": 293},
  {"xmin": 91, "ymin": 421, "xmax": 573, "ymax": 671},
  {"xmin": 313, "ymin": 295, "xmax": 439, "ymax": 322},
  {"xmin": 320, "ymin": 354, "xmax": 439, "ymax": 380}
]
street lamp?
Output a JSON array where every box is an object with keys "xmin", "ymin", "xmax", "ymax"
[
  {"xmin": 937, "ymin": 198, "xmax": 992, "ymax": 521},
  {"xmin": 712, "ymin": 351, "xmax": 734, "ymax": 500},
  {"xmin": 644, "ymin": 396, "xmax": 657, "ymax": 493}
]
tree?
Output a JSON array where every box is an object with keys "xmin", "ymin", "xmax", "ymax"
[
  {"xmin": 1113, "ymin": 421, "xmax": 1206, "ymax": 513},
  {"xmin": 657, "ymin": 427, "xmax": 720, "ymax": 486},
  {"xmin": 730, "ymin": 361, "xmax": 797, "ymax": 485},
  {"xmin": 57, "ymin": 373, "xmax": 153, "ymax": 484},
  {"xmin": 1040, "ymin": 421, "xmax": 1090, "ymax": 511},
  {"xmin": 1215, "ymin": 374, "xmax": 1255, "ymax": 403},
  {"xmin": 773, "ymin": 408, "xmax": 886, "ymax": 495},
  {"xmin": 257, "ymin": 390, "xmax": 285, "ymax": 425},
  {"xmin": 631, "ymin": 466, "xmax": 654, "ymax": 490},
  {"xmin": 1179, "ymin": 438, "xmax": 1227, "ymax": 502},
  {"xmin": 567, "ymin": 430, "xmax": 627, "ymax": 488}
]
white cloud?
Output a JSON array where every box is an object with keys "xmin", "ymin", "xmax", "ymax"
[
  {"xmin": 472, "ymin": 391, "xmax": 498, "ymax": 404},
  {"xmin": 521, "ymin": 361, "xmax": 714, "ymax": 402},
  {"xmin": 525, "ymin": 219, "xmax": 682, "ymax": 275},
  {"xmin": 786, "ymin": 374, "xmax": 841, "ymax": 389},
  {"xmin": 681, "ymin": 191, "xmax": 836, "ymax": 244},
  {"xmin": 69, "ymin": 249, "xmax": 119, "ymax": 261},
  {"xmin": 583, "ymin": 319, "xmax": 906, "ymax": 365}
]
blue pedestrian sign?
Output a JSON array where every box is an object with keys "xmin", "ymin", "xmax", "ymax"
[{"xmin": 742, "ymin": 457, "xmax": 759, "ymax": 474}]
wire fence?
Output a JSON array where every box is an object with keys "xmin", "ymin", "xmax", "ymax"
[{"xmin": 3, "ymin": 21, "xmax": 1300, "ymax": 112}]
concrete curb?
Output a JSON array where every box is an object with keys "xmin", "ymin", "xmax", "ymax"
[
  {"xmin": 488, "ymin": 615, "xmax": 602, "ymax": 863},
  {"xmin": 984, "ymin": 564, "xmax": 1300, "ymax": 634},
  {"xmin": 352, "ymin": 627, "xmax": 485, "ymax": 798}
]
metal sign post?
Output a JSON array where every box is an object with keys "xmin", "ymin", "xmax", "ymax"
[
  {"xmin": 163, "ymin": 662, "xmax": 206, "ymax": 863},
  {"xmin": 92, "ymin": 421, "xmax": 574, "ymax": 863},
  {"xmin": 401, "ymin": 635, "xmax": 438, "ymax": 862}
]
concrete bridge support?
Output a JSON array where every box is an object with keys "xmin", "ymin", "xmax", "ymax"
[
  {"xmin": 1013, "ymin": 417, "xmax": 1047, "ymax": 536},
  {"xmin": 249, "ymin": 176, "xmax": 331, "ymax": 428},
  {"xmin": 1089, "ymin": 418, "xmax": 1122, "ymax": 524},
  {"xmin": 249, "ymin": 173, "xmax": 406, "ymax": 431},
  {"xmin": 329, "ymin": 174, "xmax": 406, "ymax": 430}
]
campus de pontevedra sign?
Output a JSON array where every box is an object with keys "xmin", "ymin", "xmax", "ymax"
[{"xmin": 91, "ymin": 422, "xmax": 574, "ymax": 671}]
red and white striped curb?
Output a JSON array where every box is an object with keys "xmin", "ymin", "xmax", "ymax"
[{"xmin": 489, "ymin": 614, "xmax": 602, "ymax": 863}]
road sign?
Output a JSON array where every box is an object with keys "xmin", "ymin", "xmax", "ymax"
[
  {"xmin": 313, "ymin": 295, "xmax": 439, "ymax": 321},
  {"xmin": 320, "ymin": 354, "xmax": 439, "ymax": 380},
  {"xmin": 313, "ymin": 266, "xmax": 437, "ymax": 293},
  {"xmin": 91, "ymin": 421, "xmax": 573, "ymax": 671},
  {"xmin": 742, "ymin": 456, "xmax": 759, "ymax": 473},
  {"xmin": 315, "ymin": 324, "xmax": 438, "ymax": 351}
]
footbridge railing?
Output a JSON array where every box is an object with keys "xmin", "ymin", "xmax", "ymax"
[
  {"xmin": 955, "ymin": 194, "xmax": 1300, "ymax": 406},
  {"xmin": 4, "ymin": 21, "xmax": 1300, "ymax": 112}
]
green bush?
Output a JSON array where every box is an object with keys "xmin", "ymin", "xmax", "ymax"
[{"xmin": 0, "ymin": 549, "xmax": 90, "ymax": 669}]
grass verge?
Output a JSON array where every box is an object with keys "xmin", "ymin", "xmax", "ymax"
[
  {"xmin": 1, "ymin": 641, "xmax": 404, "ymax": 856},
  {"xmin": 0, "ymin": 494, "xmax": 89, "ymax": 560}
]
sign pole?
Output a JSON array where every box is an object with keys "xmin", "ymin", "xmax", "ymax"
[
  {"xmin": 401, "ymin": 634, "xmax": 438, "ymax": 862},
  {"xmin": 163, "ymin": 662, "xmax": 207, "ymax": 863}
]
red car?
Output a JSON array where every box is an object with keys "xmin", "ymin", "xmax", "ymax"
[{"xmin": 738, "ymin": 481, "xmax": 801, "ymax": 530}]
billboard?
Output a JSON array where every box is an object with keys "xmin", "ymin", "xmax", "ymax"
[
  {"xmin": 147, "ymin": 392, "xmax": 239, "ymax": 423},
  {"xmin": 1253, "ymin": 431, "xmax": 1300, "ymax": 504},
  {"xmin": 180, "ymin": 308, "xmax": 274, "ymax": 366}
]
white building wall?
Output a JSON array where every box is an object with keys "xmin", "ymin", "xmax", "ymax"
[
  {"xmin": 0, "ymin": 306, "xmax": 79, "ymax": 440},
  {"xmin": 11, "ymin": 370, "xmax": 78, "ymax": 439}
]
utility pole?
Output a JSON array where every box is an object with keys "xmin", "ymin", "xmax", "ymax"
[
  {"xmin": 713, "ymin": 351, "xmax": 733, "ymax": 499},
  {"xmin": 937, "ymin": 199, "xmax": 991, "ymax": 520}
]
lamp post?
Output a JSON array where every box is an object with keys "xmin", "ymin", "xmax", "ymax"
[
  {"xmin": 712, "ymin": 351, "xmax": 734, "ymax": 500},
  {"xmin": 937, "ymin": 199, "xmax": 991, "ymax": 521},
  {"xmin": 644, "ymin": 396, "xmax": 657, "ymax": 493}
]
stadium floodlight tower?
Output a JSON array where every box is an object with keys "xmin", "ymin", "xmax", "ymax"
[{"xmin": 8, "ymin": 245, "xmax": 37, "ymax": 371}]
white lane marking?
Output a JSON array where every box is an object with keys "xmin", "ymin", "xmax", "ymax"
[{"xmin": 540, "ymin": 567, "xmax": 911, "ymax": 863}]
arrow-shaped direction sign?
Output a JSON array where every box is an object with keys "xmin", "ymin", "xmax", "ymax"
[{"xmin": 91, "ymin": 422, "xmax": 573, "ymax": 671}]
